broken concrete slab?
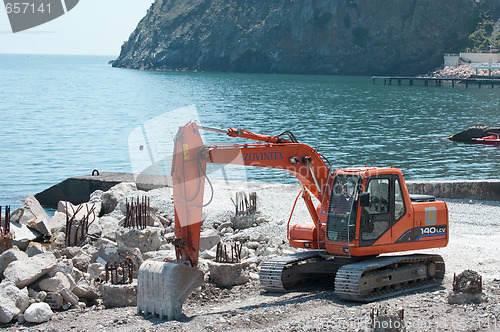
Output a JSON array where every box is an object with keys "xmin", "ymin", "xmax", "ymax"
[
  {"xmin": 101, "ymin": 182, "xmax": 138, "ymax": 215},
  {"xmin": 0, "ymin": 247, "xmax": 28, "ymax": 277},
  {"xmin": 24, "ymin": 302, "xmax": 53, "ymax": 323},
  {"xmin": 25, "ymin": 243, "xmax": 46, "ymax": 257},
  {"xmin": 48, "ymin": 212, "xmax": 67, "ymax": 234},
  {"xmin": 39, "ymin": 272, "xmax": 71, "ymax": 292},
  {"xmin": 9, "ymin": 223, "xmax": 42, "ymax": 251},
  {"xmin": 199, "ymin": 229, "xmax": 220, "ymax": 252},
  {"xmin": 208, "ymin": 262, "xmax": 249, "ymax": 288},
  {"xmin": 3, "ymin": 253, "xmax": 57, "ymax": 288},
  {"xmin": 100, "ymin": 283, "xmax": 137, "ymax": 308},
  {"xmin": 72, "ymin": 281, "xmax": 101, "ymax": 300},
  {"xmin": 0, "ymin": 280, "xmax": 29, "ymax": 323},
  {"xmin": 115, "ymin": 227, "xmax": 162, "ymax": 253},
  {"xmin": 91, "ymin": 242, "xmax": 121, "ymax": 266},
  {"xmin": 10, "ymin": 195, "xmax": 51, "ymax": 237}
]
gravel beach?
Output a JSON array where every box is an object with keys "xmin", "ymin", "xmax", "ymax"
[{"xmin": 1, "ymin": 181, "xmax": 499, "ymax": 332}]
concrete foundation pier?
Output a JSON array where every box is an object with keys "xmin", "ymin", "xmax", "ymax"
[{"xmin": 35, "ymin": 172, "xmax": 169, "ymax": 206}]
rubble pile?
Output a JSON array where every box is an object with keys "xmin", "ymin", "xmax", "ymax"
[
  {"xmin": 0, "ymin": 181, "xmax": 296, "ymax": 325},
  {"xmin": 420, "ymin": 64, "xmax": 500, "ymax": 79}
]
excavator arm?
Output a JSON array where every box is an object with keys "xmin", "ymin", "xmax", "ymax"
[{"xmin": 171, "ymin": 121, "xmax": 333, "ymax": 267}]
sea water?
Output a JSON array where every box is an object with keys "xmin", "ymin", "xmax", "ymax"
[{"xmin": 0, "ymin": 54, "xmax": 499, "ymax": 209}]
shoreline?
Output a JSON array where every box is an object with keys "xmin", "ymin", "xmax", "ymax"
[{"xmin": 33, "ymin": 173, "xmax": 500, "ymax": 207}]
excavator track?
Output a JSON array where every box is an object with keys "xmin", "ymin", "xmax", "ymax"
[
  {"xmin": 259, "ymin": 251, "xmax": 326, "ymax": 292},
  {"xmin": 334, "ymin": 254, "xmax": 445, "ymax": 302}
]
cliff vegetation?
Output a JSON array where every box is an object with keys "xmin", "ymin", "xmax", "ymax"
[{"xmin": 113, "ymin": 0, "xmax": 500, "ymax": 75}]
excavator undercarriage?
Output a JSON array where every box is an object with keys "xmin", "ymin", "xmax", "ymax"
[{"xmin": 260, "ymin": 252, "xmax": 445, "ymax": 302}]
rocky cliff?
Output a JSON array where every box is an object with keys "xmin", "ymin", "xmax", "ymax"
[{"xmin": 113, "ymin": 0, "xmax": 500, "ymax": 75}]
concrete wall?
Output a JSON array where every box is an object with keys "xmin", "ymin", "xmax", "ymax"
[
  {"xmin": 444, "ymin": 54, "xmax": 460, "ymax": 67},
  {"xmin": 406, "ymin": 179, "xmax": 500, "ymax": 201},
  {"xmin": 459, "ymin": 52, "xmax": 500, "ymax": 63}
]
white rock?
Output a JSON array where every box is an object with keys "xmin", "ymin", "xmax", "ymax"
[
  {"xmin": 3, "ymin": 253, "xmax": 57, "ymax": 288},
  {"xmin": 10, "ymin": 195, "xmax": 51, "ymax": 236},
  {"xmin": 199, "ymin": 229, "xmax": 221, "ymax": 252},
  {"xmin": 39, "ymin": 272, "xmax": 71, "ymax": 292},
  {"xmin": 87, "ymin": 263, "xmax": 105, "ymax": 280},
  {"xmin": 115, "ymin": 227, "xmax": 162, "ymax": 253},
  {"xmin": 9, "ymin": 223, "xmax": 42, "ymax": 250},
  {"xmin": 24, "ymin": 302, "xmax": 53, "ymax": 323},
  {"xmin": 0, "ymin": 247, "xmax": 28, "ymax": 276},
  {"xmin": 0, "ymin": 280, "xmax": 29, "ymax": 323}
]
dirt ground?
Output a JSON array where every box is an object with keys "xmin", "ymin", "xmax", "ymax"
[{"xmin": 2, "ymin": 198, "xmax": 500, "ymax": 332}]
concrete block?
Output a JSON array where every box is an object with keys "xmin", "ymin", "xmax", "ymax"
[
  {"xmin": 0, "ymin": 247, "xmax": 28, "ymax": 277},
  {"xmin": 208, "ymin": 262, "xmax": 249, "ymax": 288},
  {"xmin": 3, "ymin": 253, "xmax": 57, "ymax": 288},
  {"xmin": 0, "ymin": 280, "xmax": 29, "ymax": 323},
  {"xmin": 101, "ymin": 283, "xmax": 137, "ymax": 308}
]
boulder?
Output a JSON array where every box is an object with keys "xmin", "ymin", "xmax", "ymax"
[
  {"xmin": 72, "ymin": 281, "xmax": 101, "ymax": 300},
  {"xmin": 199, "ymin": 229, "xmax": 220, "ymax": 252},
  {"xmin": 208, "ymin": 262, "xmax": 249, "ymax": 288},
  {"xmin": 448, "ymin": 125, "xmax": 500, "ymax": 141},
  {"xmin": 72, "ymin": 253, "xmax": 91, "ymax": 272},
  {"xmin": 3, "ymin": 253, "xmax": 57, "ymax": 288},
  {"xmin": 9, "ymin": 223, "xmax": 42, "ymax": 250},
  {"xmin": 25, "ymin": 243, "xmax": 46, "ymax": 257},
  {"xmin": 39, "ymin": 272, "xmax": 71, "ymax": 292},
  {"xmin": 87, "ymin": 263, "xmax": 105, "ymax": 280},
  {"xmin": 61, "ymin": 246, "xmax": 83, "ymax": 259},
  {"xmin": 101, "ymin": 182, "xmax": 137, "ymax": 214},
  {"xmin": 99, "ymin": 216, "xmax": 121, "ymax": 241},
  {"xmin": 0, "ymin": 247, "xmax": 28, "ymax": 277},
  {"xmin": 100, "ymin": 283, "xmax": 137, "ymax": 308},
  {"xmin": 115, "ymin": 227, "xmax": 162, "ymax": 253},
  {"xmin": 48, "ymin": 212, "xmax": 67, "ymax": 234},
  {"xmin": 24, "ymin": 302, "xmax": 53, "ymax": 323},
  {"xmin": 91, "ymin": 242, "xmax": 121, "ymax": 266},
  {"xmin": 10, "ymin": 195, "xmax": 51, "ymax": 236},
  {"xmin": 49, "ymin": 259, "xmax": 76, "ymax": 284},
  {"xmin": 0, "ymin": 280, "xmax": 29, "ymax": 323}
]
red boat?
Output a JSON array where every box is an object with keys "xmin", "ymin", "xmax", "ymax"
[{"xmin": 472, "ymin": 134, "xmax": 500, "ymax": 145}]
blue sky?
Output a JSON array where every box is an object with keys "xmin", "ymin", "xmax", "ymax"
[{"xmin": 0, "ymin": 0, "xmax": 155, "ymax": 56}]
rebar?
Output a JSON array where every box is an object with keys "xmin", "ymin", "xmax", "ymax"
[
  {"xmin": 124, "ymin": 196, "xmax": 150, "ymax": 229},
  {"xmin": 0, "ymin": 206, "xmax": 12, "ymax": 252},
  {"xmin": 233, "ymin": 192, "xmax": 257, "ymax": 216},
  {"xmin": 215, "ymin": 242, "xmax": 242, "ymax": 263},
  {"xmin": 65, "ymin": 202, "xmax": 97, "ymax": 246},
  {"xmin": 105, "ymin": 258, "xmax": 134, "ymax": 284}
]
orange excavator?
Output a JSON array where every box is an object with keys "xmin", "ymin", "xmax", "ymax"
[{"xmin": 137, "ymin": 121, "xmax": 448, "ymax": 320}]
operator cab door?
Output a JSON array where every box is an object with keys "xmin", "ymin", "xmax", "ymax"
[{"xmin": 359, "ymin": 175, "xmax": 396, "ymax": 247}]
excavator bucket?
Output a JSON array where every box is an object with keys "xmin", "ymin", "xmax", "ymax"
[{"xmin": 137, "ymin": 260, "xmax": 204, "ymax": 320}]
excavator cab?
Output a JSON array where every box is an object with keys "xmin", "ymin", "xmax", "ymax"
[{"xmin": 325, "ymin": 173, "xmax": 360, "ymax": 250}]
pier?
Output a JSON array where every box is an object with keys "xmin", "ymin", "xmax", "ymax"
[{"xmin": 371, "ymin": 76, "xmax": 500, "ymax": 88}]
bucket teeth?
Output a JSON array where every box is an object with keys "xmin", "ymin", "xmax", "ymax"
[{"xmin": 137, "ymin": 260, "xmax": 204, "ymax": 321}]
